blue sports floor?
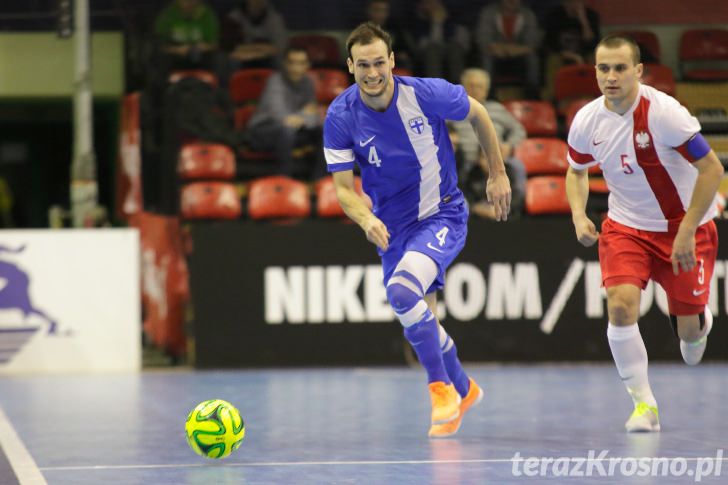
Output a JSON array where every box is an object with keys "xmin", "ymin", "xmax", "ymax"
[{"xmin": 0, "ymin": 364, "xmax": 726, "ymax": 484}]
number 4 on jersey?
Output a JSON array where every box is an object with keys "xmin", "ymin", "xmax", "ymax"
[
  {"xmin": 368, "ymin": 146, "xmax": 382, "ymax": 167},
  {"xmin": 435, "ymin": 227, "xmax": 449, "ymax": 246}
]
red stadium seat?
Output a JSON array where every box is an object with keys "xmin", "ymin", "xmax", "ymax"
[
  {"xmin": 618, "ymin": 31, "xmax": 661, "ymax": 63},
  {"xmin": 311, "ymin": 68, "xmax": 349, "ymax": 104},
  {"xmin": 315, "ymin": 176, "xmax": 370, "ymax": 217},
  {"xmin": 229, "ymin": 68, "xmax": 274, "ymax": 104},
  {"xmin": 289, "ymin": 34, "xmax": 341, "ymax": 67},
  {"xmin": 248, "ymin": 176, "xmax": 311, "ymax": 219},
  {"xmin": 168, "ymin": 69, "xmax": 218, "ymax": 86},
  {"xmin": 641, "ymin": 64, "xmax": 676, "ymax": 96},
  {"xmin": 679, "ymin": 29, "xmax": 728, "ymax": 81},
  {"xmin": 178, "ymin": 143, "xmax": 236, "ymax": 180},
  {"xmin": 554, "ymin": 64, "xmax": 601, "ymax": 114},
  {"xmin": 525, "ymin": 176, "xmax": 571, "ymax": 215},
  {"xmin": 565, "ymin": 99, "xmax": 591, "ymax": 132},
  {"xmin": 393, "ymin": 67, "xmax": 414, "ymax": 77},
  {"xmin": 514, "ymin": 138, "xmax": 569, "ymax": 176},
  {"xmin": 180, "ymin": 182, "xmax": 241, "ymax": 219},
  {"xmin": 503, "ymin": 100, "xmax": 557, "ymax": 136}
]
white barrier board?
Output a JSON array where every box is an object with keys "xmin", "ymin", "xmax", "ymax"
[{"xmin": 0, "ymin": 229, "xmax": 140, "ymax": 373}]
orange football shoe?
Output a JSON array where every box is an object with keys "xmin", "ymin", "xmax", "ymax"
[
  {"xmin": 429, "ymin": 381, "xmax": 461, "ymax": 425},
  {"xmin": 429, "ymin": 378, "xmax": 483, "ymax": 438}
]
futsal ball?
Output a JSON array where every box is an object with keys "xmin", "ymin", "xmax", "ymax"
[{"xmin": 185, "ymin": 399, "xmax": 245, "ymax": 459}]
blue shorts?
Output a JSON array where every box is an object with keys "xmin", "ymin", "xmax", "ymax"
[{"xmin": 381, "ymin": 200, "xmax": 468, "ymax": 293}]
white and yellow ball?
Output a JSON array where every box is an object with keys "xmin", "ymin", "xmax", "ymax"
[{"xmin": 185, "ymin": 399, "xmax": 245, "ymax": 459}]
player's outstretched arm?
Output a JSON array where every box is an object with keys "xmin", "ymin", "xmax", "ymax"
[
  {"xmin": 466, "ymin": 96, "xmax": 511, "ymax": 221},
  {"xmin": 671, "ymin": 150, "xmax": 724, "ymax": 274},
  {"xmin": 332, "ymin": 171, "xmax": 390, "ymax": 251},
  {"xmin": 566, "ymin": 167, "xmax": 599, "ymax": 247}
]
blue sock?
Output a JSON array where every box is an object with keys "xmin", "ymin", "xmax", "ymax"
[
  {"xmin": 441, "ymin": 336, "xmax": 470, "ymax": 398},
  {"xmin": 403, "ymin": 311, "xmax": 450, "ymax": 384}
]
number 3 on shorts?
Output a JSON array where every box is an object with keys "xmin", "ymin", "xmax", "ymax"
[{"xmin": 435, "ymin": 227, "xmax": 449, "ymax": 247}]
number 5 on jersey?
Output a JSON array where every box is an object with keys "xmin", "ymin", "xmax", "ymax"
[
  {"xmin": 368, "ymin": 146, "xmax": 382, "ymax": 167},
  {"xmin": 620, "ymin": 154, "xmax": 634, "ymax": 175}
]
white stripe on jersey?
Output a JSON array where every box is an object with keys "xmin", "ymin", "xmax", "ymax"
[
  {"xmin": 324, "ymin": 147, "xmax": 355, "ymax": 165},
  {"xmin": 396, "ymin": 84, "xmax": 441, "ymax": 221}
]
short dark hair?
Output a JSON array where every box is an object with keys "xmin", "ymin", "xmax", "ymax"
[
  {"xmin": 346, "ymin": 22, "xmax": 392, "ymax": 59},
  {"xmin": 284, "ymin": 45, "xmax": 309, "ymax": 60},
  {"xmin": 595, "ymin": 35, "xmax": 641, "ymax": 65}
]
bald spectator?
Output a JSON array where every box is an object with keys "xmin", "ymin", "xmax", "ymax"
[{"xmin": 450, "ymin": 68, "xmax": 526, "ymax": 219}]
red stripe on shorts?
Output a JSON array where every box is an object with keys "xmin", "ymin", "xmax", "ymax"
[{"xmin": 632, "ymin": 96, "xmax": 685, "ymax": 227}]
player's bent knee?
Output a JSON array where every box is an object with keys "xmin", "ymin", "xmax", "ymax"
[
  {"xmin": 385, "ymin": 282, "xmax": 417, "ymax": 312},
  {"xmin": 386, "ymin": 282, "xmax": 427, "ymax": 327},
  {"xmin": 674, "ymin": 313, "xmax": 704, "ymax": 342},
  {"xmin": 607, "ymin": 301, "xmax": 638, "ymax": 325},
  {"xmin": 606, "ymin": 288, "xmax": 640, "ymax": 325},
  {"xmin": 607, "ymin": 285, "xmax": 640, "ymax": 326}
]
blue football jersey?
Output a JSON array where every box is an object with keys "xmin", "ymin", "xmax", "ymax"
[{"xmin": 323, "ymin": 76, "xmax": 470, "ymax": 234}]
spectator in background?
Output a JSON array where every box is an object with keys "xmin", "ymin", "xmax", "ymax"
[
  {"xmin": 544, "ymin": 0, "xmax": 600, "ymax": 65},
  {"xmin": 146, "ymin": 0, "xmax": 220, "ymax": 215},
  {"xmin": 406, "ymin": 0, "xmax": 466, "ymax": 82},
  {"xmin": 222, "ymin": 0, "xmax": 288, "ymax": 70},
  {"xmin": 450, "ymin": 68, "xmax": 526, "ymax": 219},
  {"xmin": 542, "ymin": 0, "xmax": 601, "ymax": 99},
  {"xmin": 154, "ymin": 0, "xmax": 219, "ymax": 70},
  {"xmin": 364, "ymin": 0, "xmax": 415, "ymax": 71},
  {"xmin": 244, "ymin": 47, "xmax": 325, "ymax": 180},
  {"xmin": 475, "ymin": 0, "xmax": 540, "ymax": 98}
]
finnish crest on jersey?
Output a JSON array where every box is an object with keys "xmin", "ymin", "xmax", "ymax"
[
  {"xmin": 635, "ymin": 131, "xmax": 651, "ymax": 150},
  {"xmin": 408, "ymin": 117, "xmax": 425, "ymax": 135}
]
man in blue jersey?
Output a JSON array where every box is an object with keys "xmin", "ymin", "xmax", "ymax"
[{"xmin": 324, "ymin": 22, "xmax": 511, "ymax": 438}]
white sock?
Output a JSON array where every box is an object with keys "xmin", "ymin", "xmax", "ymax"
[
  {"xmin": 679, "ymin": 306, "xmax": 713, "ymax": 366},
  {"xmin": 607, "ymin": 322, "xmax": 657, "ymax": 407},
  {"xmin": 682, "ymin": 306, "xmax": 713, "ymax": 343}
]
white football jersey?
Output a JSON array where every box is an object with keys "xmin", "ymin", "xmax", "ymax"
[{"xmin": 567, "ymin": 83, "xmax": 715, "ymax": 232}]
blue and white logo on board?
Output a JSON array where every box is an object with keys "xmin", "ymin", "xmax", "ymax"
[
  {"xmin": 0, "ymin": 230, "xmax": 141, "ymax": 373},
  {"xmin": 408, "ymin": 117, "xmax": 425, "ymax": 135},
  {"xmin": 0, "ymin": 244, "xmax": 57, "ymax": 365}
]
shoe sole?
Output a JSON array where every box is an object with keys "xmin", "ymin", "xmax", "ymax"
[
  {"xmin": 625, "ymin": 414, "xmax": 660, "ymax": 433},
  {"xmin": 626, "ymin": 424, "xmax": 661, "ymax": 432},
  {"xmin": 432, "ymin": 408, "xmax": 460, "ymax": 425}
]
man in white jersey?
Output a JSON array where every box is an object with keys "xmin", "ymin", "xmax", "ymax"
[
  {"xmin": 323, "ymin": 22, "xmax": 511, "ymax": 437},
  {"xmin": 565, "ymin": 35, "xmax": 724, "ymax": 432}
]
